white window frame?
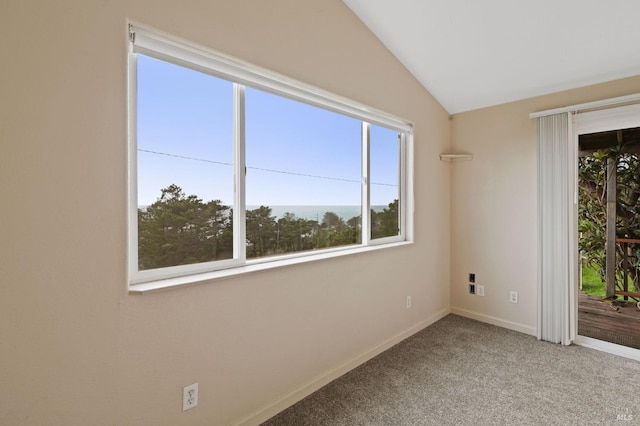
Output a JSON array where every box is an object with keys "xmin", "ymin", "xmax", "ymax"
[{"xmin": 127, "ymin": 24, "xmax": 414, "ymax": 292}]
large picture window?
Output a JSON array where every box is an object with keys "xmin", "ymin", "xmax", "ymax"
[{"xmin": 128, "ymin": 25, "xmax": 413, "ymax": 287}]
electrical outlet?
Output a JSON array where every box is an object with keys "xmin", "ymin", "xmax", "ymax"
[
  {"xmin": 477, "ymin": 285, "xmax": 485, "ymax": 296},
  {"xmin": 469, "ymin": 284, "xmax": 475, "ymax": 294},
  {"xmin": 183, "ymin": 383, "xmax": 198, "ymax": 411},
  {"xmin": 406, "ymin": 296, "xmax": 412, "ymax": 308},
  {"xmin": 510, "ymin": 291, "xmax": 518, "ymax": 304}
]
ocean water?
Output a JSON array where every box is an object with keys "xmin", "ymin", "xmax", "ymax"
[
  {"xmin": 247, "ymin": 205, "xmax": 386, "ymax": 221},
  {"xmin": 138, "ymin": 204, "xmax": 387, "ymax": 221}
]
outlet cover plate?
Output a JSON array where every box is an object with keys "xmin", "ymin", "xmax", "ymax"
[{"xmin": 183, "ymin": 383, "xmax": 198, "ymax": 411}]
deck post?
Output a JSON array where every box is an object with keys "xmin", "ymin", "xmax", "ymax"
[{"xmin": 605, "ymin": 155, "xmax": 617, "ymax": 299}]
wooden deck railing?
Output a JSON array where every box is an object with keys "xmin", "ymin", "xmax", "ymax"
[{"xmin": 614, "ymin": 238, "xmax": 640, "ymax": 300}]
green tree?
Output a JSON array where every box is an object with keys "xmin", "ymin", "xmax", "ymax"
[
  {"xmin": 579, "ymin": 150, "xmax": 607, "ymax": 273},
  {"xmin": 346, "ymin": 215, "xmax": 362, "ymax": 244},
  {"xmin": 138, "ymin": 188, "xmax": 398, "ymax": 268},
  {"xmin": 277, "ymin": 213, "xmax": 316, "ymax": 253},
  {"xmin": 246, "ymin": 206, "xmax": 277, "ymax": 258},
  {"xmin": 321, "ymin": 211, "xmax": 346, "ymax": 231},
  {"xmin": 314, "ymin": 211, "xmax": 360, "ymax": 248},
  {"xmin": 579, "ymin": 147, "xmax": 640, "ymax": 294},
  {"xmin": 138, "ymin": 184, "xmax": 231, "ymax": 270},
  {"xmin": 371, "ymin": 199, "xmax": 399, "ymax": 239}
]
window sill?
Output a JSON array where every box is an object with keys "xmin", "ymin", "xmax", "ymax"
[{"xmin": 128, "ymin": 241, "xmax": 413, "ymax": 295}]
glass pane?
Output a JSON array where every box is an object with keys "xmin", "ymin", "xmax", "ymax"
[
  {"xmin": 245, "ymin": 87, "xmax": 362, "ymax": 258},
  {"xmin": 370, "ymin": 124, "xmax": 400, "ymax": 239},
  {"xmin": 136, "ymin": 55, "xmax": 234, "ymax": 270}
]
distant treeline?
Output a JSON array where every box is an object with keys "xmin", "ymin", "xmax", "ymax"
[{"xmin": 138, "ymin": 184, "xmax": 398, "ymax": 270}]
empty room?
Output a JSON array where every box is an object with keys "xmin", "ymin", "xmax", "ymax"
[{"xmin": 2, "ymin": 1, "xmax": 640, "ymax": 425}]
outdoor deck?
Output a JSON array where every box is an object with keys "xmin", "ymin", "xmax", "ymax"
[{"xmin": 578, "ymin": 291, "xmax": 640, "ymax": 349}]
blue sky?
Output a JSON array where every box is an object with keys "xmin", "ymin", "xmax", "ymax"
[{"xmin": 137, "ymin": 55, "xmax": 399, "ymax": 208}]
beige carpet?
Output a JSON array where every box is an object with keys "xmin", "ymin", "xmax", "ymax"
[{"xmin": 262, "ymin": 314, "xmax": 640, "ymax": 425}]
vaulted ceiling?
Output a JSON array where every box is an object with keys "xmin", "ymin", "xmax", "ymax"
[{"xmin": 342, "ymin": 0, "xmax": 640, "ymax": 114}]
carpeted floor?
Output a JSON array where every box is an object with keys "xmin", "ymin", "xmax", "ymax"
[{"xmin": 261, "ymin": 314, "xmax": 640, "ymax": 425}]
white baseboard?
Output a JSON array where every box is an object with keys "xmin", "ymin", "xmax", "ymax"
[
  {"xmin": 574, "ymin": 335, "xmax": 640, "ymax": 361},
  {"xmin": 233, "ymin": 307, "xmax": 451, "ymax": 426},
  {"xmin": 450, "ymin": 306, "xmax": 536, "ymax": 336}
]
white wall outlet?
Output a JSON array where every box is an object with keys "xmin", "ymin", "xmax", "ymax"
[
  {"xmin": 510, "ymin": 291, "xmax": 518, "ymax": 304},
  {"xmin": 183, "ymin": 383, "xmax": 198, "ymax": 411},
  {"xmin": 477, "ymin": 285, "xmax": 485, "ymax": 296},
  {"xmin": 406, "ymin": 295, "xmax": 412, "ymax": 308}
]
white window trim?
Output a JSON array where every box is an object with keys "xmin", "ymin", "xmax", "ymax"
[
  {"xmin": 130, "ymin": 24, "xmax": 412, "ymax": 133},
  {"xmin": 127, "ymin": 23, "xmax": 414, "ymax": 292},
  {"xmin": 129, "ymin": 241, "xmax": 414, "ymax": 295}
]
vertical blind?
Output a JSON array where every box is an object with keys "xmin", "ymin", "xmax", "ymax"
[{"xmin": 537, "ymin": 112, "xmax": 574, "ymax": 345}]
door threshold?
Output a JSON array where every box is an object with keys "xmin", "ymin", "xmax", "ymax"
[{"xmin": 575, "ymin": 335, "xmax": 640, "ymax": 361}]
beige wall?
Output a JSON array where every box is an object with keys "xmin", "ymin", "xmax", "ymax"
[
  {"xmin": 450, "ymin": 75, "xmax": 640, "ymax": 334},
  {"xmin": 0, "ymin": 1, "xmax": 451, "ymax": 425}
]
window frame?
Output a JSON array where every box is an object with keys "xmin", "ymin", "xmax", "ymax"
[{"xmin": 127, "ymin": 23, "xmax": 414, "ymax": 290}]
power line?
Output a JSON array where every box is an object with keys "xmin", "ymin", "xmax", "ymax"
[
  {"xmin": 139, "ymin": 149, "xmax": 232, "ymax": 167},
  {"xmin": 138, "ymin": 148, "xmax": 398, "ymax": 187}
]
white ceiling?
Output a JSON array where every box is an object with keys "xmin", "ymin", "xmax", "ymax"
[{"xmin": 342, "ymin": 0, "xmax": 640, "ymax": 114}]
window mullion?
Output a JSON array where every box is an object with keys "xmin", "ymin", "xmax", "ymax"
[
  {"xmin": 362, "ymin": 121, "xmax": 371, "ymax": 246},
  {"xmin": 398, "ymin": 132, "xmax": 406, "ymax": 238},
  {"xmin": 234, "ymin": 83, "xmax": 247, "ymax": 262},
  {"xmin": 128, "ymin": 48, "xmax": 139, "ymax": 281}
]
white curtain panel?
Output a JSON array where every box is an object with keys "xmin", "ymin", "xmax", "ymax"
[{"xmin": 537, "ymin": 112, "xmax": 573, "ymax": 345}]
